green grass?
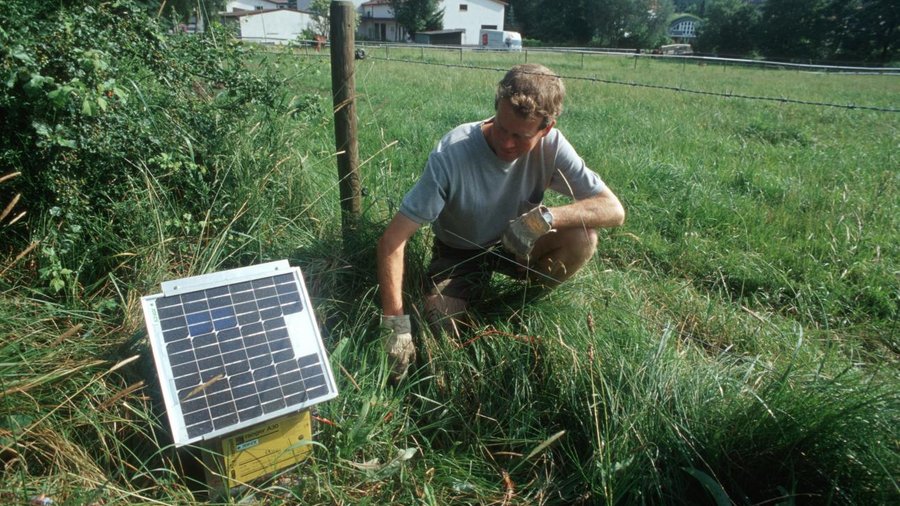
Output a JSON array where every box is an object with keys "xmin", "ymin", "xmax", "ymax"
[{"xmin": 1, "ymin": 46, "xmax": 898, "ymax": 504}]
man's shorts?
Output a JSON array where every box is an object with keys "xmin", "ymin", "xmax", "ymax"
[{"xmin": 426, "ymin": 239, "xmax": 526, "ymax": 300}]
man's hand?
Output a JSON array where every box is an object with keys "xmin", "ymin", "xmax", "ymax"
[
  {"xmin": 381, "ymin": 314, "xmax": 416, "ymax": 383},
  {"xmin": 502, "ymin": 205, "xmax": 554, "ymax": 258}
]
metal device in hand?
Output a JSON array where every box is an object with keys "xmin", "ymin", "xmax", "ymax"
[{"xmin": 501, "ymin": 205, "xmax": 554, "ymax": 258}]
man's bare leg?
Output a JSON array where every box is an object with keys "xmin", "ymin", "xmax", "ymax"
[
  {"xmin": 527, "ymin": 227, "xmax": 598, "ymax": 287},
  {"xmin": 424, "ymin": 285, "xmax": 469, "ymax": 339}
]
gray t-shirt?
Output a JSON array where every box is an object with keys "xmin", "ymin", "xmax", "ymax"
[{"xmin": 399, "ymin": 120, "xmax": 606, "ymax": 249}]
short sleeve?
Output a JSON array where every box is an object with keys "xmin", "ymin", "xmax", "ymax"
[
  {"xmin": 547, "ymin": 132, "xmax": 605, "ymax": 200},
  {"xmin": 399, "ymin": 151, "xmax": 449, "ymax": 224}
]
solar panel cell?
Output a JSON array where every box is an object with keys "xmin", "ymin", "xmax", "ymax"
[
  {"xmin": 235, "ymin": 395, "xmax": 258, "ymax": 411},
  {"xmin": 225, "ymin": 360, "xmax": 250, "ymax": 376},
  {"xmin": 189, "ymin": 322, "xmax": 214, "ymax": 336},
  {"xmin": 163, "ymin": 327, "xmax": 189, "ymax": 343},
  {"xmin": 157, "ymin": 305, "xmax": 184, "ymax": 320},
  {"xmin": 249, "ymin": 354, "xmax": 273, "ymax": 370},
  {"xmin": 208, "ymin": 295, "xmax": 232, "ymax": 309},
  {"xmin": 197, "ymin": 355, "xmax": 225, "ymax": 371},
  {"xmin": 161, "ymin": 316, "xmax": 187, "ymax": 333},
  {"xmin": 212, "ymin": 413, "xmax": 239, "ymax": 430},
  {"xmin": 261, "ymin": 399, "xmax": 286, "ymax": 413},
  {"xmin": 266, "ymin": 326, "xmax": 289, "ymax": 341},
  {"xmin": 276, "ymin": 285, "xmax": 296, "ymax": 297},
  {"xmin": 237, "ymin": 311, "xmax": 260, "ymax": 326},
  {"xmin": 303, "ymin": 373, "xmax": 327, "ymax": 390},
  {"xmin": 207, "ymin": 391, "xmax": 233, "ymax": 408},
  {"xmin": 258, "ymin": 388, "xmax": 282, "ymax": 404},
  {"xmin": 258, "ymin": 307, "xmax": 280, "ymax": 320},
  {"xmin": 211, "ymin": 306, "xmax": 236, "ymax": 319},
  {"xmin": 297, "ymin": 354, "xmax": 319, "ymax": 368},
  {"xmin": 174, "ymin": 373, "xmax": 201, "ymax": 391},
  {"xmin": 305, "ymin": 385, "xmax": 329, "ymax": 399},
  {"xmin": 172, "ymin": 361, "xmax": 198, "ymax": 378},
  {"xmin": 183, "ymin": 300, "xmax": 209, "ymax": 314},
  {"xmin": 252, "ymin": 277, "xmax": 275, "ymax": 289},
  {"xmin": 271, "ymin": 349, "xmax": 293, "ymax": 364},
  {"xmin": 301, "ymin": 365, "xmax": 324, "ymax": 381},
  {"xmin": 206, "ymin": 285, "xmax": 229, "ymax": 297},
  {"xmin": 169, "ymin": 349, "xmax": 196, "ymax": 367},
  {"xmin": 167, "ymin": 338, "xmax": 193, "ymax": 355},
  {"xmin": 263, "ymin": 318, "xmax": 285, "ymax": 332},
  {"xmin": 184, "ymin": 408, "xmax": 211, "ymax": 426},
  {"xmin": 230, "ymin": 289, "xmax": 255, "ymax": 304},
  {"xmin": 181, "ymin": 290, "xmax": 206, "ymax": 303}
]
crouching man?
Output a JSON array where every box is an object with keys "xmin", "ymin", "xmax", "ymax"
[{"xmin": 376, "ymin": 64, "xmax": 625, "ymax": 382}]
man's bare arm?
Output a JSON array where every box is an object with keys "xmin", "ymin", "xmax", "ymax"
[
  {"xmin": 376, "ymin": 213, "xmax": 422, "ymax": 316},
  {"xmin": 549, "ymin": 187, "xmax": 625, "ymax": 230}
]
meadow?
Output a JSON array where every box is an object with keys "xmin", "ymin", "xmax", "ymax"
[{"xmin": 2, "ymin": 36, "xmax": 898, "ymax": 505}]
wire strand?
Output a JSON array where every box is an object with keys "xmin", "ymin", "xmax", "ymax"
[{"xmin": 367, "ymin": 56, "xmax": 900, "ymax": 114}]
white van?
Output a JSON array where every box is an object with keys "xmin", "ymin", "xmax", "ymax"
[{"xmin": 479, "ymin": 29, "xmax": 522, "ymax": 51}]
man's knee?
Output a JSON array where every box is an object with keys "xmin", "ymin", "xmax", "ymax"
[
  {"xmin": 534, "ymin": 227, "xmax": 597, "ymax": 259},
  {"xmin": 531, "ymin": 227, "xmax": 598, "ymax": 285},
  {"xmin": 424, "ymin": 293, "xmax": 468, "ymax": 338},
  {"xmin": 567, "ymin": 227, "xmax": 598, "ymax": 257}
]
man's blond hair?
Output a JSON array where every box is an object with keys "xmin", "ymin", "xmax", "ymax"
[{"xmin": 495, "ymin": 64, "xmax": 565, "ymax": 129}]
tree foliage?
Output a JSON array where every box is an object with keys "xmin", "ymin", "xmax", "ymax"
[
  {"xmin": 306, "ymin": 0, "xmax": 331, "ymax": 38},
  {"xmin": 695, "ymin": 0, "xmax": 760, "ymax": 56},
  {"xmin": 592, "ymin": 0, "xmax": 673, "ymax": 48},
  {"xmin": 155, "ymin": 0, "xmax": 226, "ymax": 27},
  {"xmin": 508, "ymin": 0, "xmax": 673, "ymax": 47},
  {"xmin": 696, "ymin": 0, "xmax": 898, "ymax": 62},
  {"xmin": 389, "ymin": 0, "xmax": 443, "ymax": 38},
  {"xmin": 508, "ymin": 0, "xmax": 897, "ymax": 62},
  {"xmin": 0, "ymin": 0, "xmax": 288, "ymax": 295}
]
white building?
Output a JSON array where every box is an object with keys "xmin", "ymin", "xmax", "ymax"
[
  {"xmin": 225, "ymin": 0, "xmax": 286, "ymax": 13},
  {"xmin": 359, "ymin": 0, "xmax": 506, "ymax": 44},
  {"xmin": 441, "ymin": 0, "xmax": 506, "ymax": 45},
  {"xmin": 360, "ymin": 0, "xmax": 407, "ymax": 42},
  {"xmin": 223, "ymin": 9, "xmax": 314, "ymax": 44}
]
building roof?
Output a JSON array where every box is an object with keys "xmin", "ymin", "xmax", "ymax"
[
  {"xmin": 363, "ymin": 0, "xmax": 507, "ymax": 6},
  {"xmin": 666, "ymin": 13, "xmax": 702, "ymax": 25},
  {"xmin": 417, "ymin": 29, "xmax": 466, "ymax": 35},
  {"xmin": 220, "ymin": 8, "xmax": 310, "ymax": 18}
]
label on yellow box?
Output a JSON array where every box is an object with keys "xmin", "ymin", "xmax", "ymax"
[{"xmin": 221, "ymin": 410, "xmax": 313, "ymax": 488}]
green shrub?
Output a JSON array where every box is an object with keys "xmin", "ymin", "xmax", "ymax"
[{"xmin": 0, "ymin": 0, "xmax": 285, "ymax": 296}]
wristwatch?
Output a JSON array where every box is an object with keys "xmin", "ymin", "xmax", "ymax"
[{"xmin": 540, "ymin": 205, "xmax": 554, "ymax": 228}]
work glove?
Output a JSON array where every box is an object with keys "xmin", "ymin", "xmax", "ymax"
[
  {"xmin": 502, "ymin": 205, "xmax": 554, "ymax": 258},
  {"xmin": 381, "ymin": 314, "xmax": 416, "ymax": 383}
]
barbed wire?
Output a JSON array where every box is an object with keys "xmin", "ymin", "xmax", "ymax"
[{"xmin": 366, "ymin": 55, "xmax": 900, "ymax": 113}]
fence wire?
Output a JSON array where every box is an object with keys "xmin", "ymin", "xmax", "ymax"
[{"xmin": 365, "ymin": 55, "xmax": 900, "ymax": 114}]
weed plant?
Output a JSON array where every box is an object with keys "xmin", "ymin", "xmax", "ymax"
[{"xmin": 1, "ymin": 8, "xmax": 898, "ymax": 506}]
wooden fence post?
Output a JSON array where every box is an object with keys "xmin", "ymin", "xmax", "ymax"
[{"xmin": 329, "ymin": 1, "xmax": 361, "ymax": 243}]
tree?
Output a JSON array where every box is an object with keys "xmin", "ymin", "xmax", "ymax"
[
  {"xmin": 591, "ymin": 0, "xmax": 674, "ymax": 49},
  {"xmin": 695, "ymin": 0, "xmax": 760, "ymax": 56},
  {"xmin": 758, "ymin": 0, "xmax": 831, "ymax": 60},
  {"xmin": 389, "ymin": 0, "xmax": 443, "ymax": 38},
  {"xmin": 507, "ymin": 0, "xmax": 541, "ymax": 39},
  {"xmin": 156, "ymin": 0, "xmax": 225, "ymax": 31},
  {"xmin": 306, "ymin": 0, "xmax": 330, "ymax": 38},
  {"xmin": 830, "ymin": 0, "xmax": 899, "ymax": 63},
  {"xmin": 521, "ymin": 0, "xmax": 595, "ymax": 44}
]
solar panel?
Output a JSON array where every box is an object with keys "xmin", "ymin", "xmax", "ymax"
[{"xmin": 141, "ymin": 260, "xmax": 338, "ymax": 446}]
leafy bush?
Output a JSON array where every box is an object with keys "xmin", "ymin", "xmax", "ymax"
[{"xmin": 0, "ymin": 0, "xmax": 284, "ymax": 296}]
